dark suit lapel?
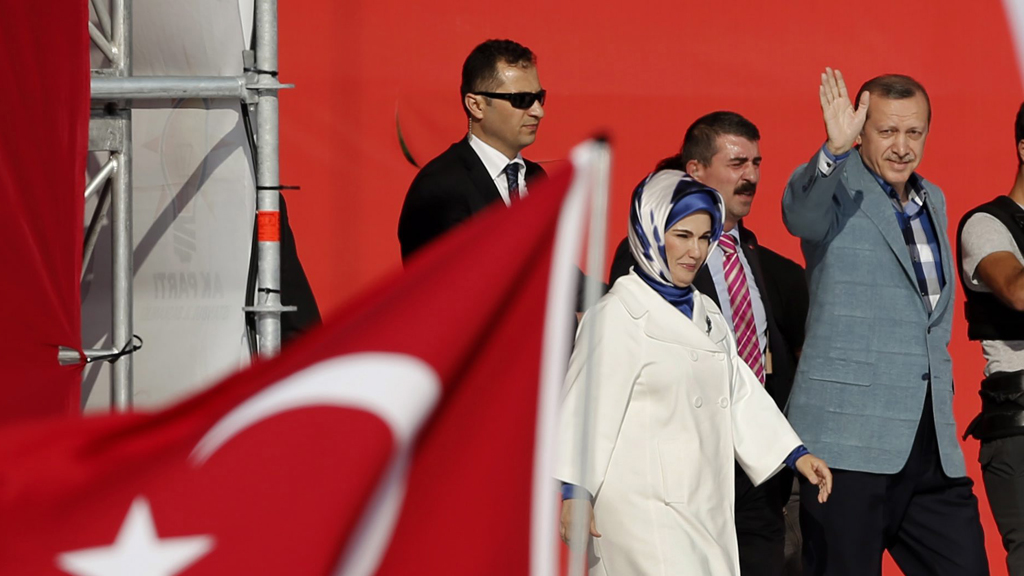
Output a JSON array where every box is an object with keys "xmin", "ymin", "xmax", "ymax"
[
  {"xmin": 692, "ymin": 267, "xmax": 718, "ymax": 308},
  {"xmin": 737, "ymin": 225, "xmax": 792, "ymax": 408},
  {"xmin": 525, "ymin": 159, "xmax": 546, "ymax": 182},
  {"xmin": 455, "ymin": 138, "xmax": 502, "ymax": 207},
  {"xmin": 738, "ymin": 225, "xmax": 773, "ymax": 321}
]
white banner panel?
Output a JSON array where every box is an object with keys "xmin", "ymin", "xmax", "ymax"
[{"xmin": 83, "ymin": 0, "xmax": 256, "ymax": 410}]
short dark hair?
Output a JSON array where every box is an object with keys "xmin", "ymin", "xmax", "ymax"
[
  {"xmin": 856, "ymin": 74, "xmax": 931, "ymax": 124},
  {"xmin": 680, "ymin": 111, "xmax": 760, "ymax": 166},
  {"xmin": 653, "ymin": 155, "xmax": 688, "ymax": 172},
  {"xmin": 1015, "ymin": 101, "xmax": 1024, "ymax": 165},
  {"xmin": 460, "ymin": 39, "xmax": 536, "ymax": 118}
]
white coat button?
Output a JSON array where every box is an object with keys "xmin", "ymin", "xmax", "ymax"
[
  {"xmin": 689, "ymin": 351, "xmax": 699, "ymax": 361},
  {"xmin": 694, "ymin": 397, "xmax": 703, "ymax": 408},
  {"xmin": 719, "ymin": 397, "xmax": 729, "ymax": 408}
]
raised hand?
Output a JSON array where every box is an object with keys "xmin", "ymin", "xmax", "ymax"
[{"xmin": 819, "ymin": 67, "xmax": 869, "ymax": 156}]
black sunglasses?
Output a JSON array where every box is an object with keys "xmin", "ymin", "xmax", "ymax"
[{"xmin": 473, "ymin": 90, "xmax": 546, "ymax": 110}]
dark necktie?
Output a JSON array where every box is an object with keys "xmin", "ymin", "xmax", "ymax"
[{"xmin": 505, "ymin": 163, "xmax": 520, "ymax": 204}]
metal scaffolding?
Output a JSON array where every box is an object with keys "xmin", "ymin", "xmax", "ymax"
[{"xmin": 81, "ymin": 0, "xmax": 292, "ymax": 411}]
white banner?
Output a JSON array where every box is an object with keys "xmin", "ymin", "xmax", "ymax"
[{"xmin": 83, "ymin": 0, "xmax": 256, "ymax": 410}]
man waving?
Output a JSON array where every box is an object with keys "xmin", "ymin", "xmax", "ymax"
[{"xmin": 781, "ymin": 68, "xmax": 988, "ymax": 576}]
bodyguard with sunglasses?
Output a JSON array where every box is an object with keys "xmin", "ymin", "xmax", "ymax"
[{"xmin": 398, "ymin": 39, "xmax": 547, "ymax": 261}]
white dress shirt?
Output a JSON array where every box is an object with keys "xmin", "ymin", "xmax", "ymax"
[
  {"xmin": 467, "ymin": 134, "xmax": 528, "ymax": 207},
  {"xmin": 705, "ymin": 227, "xmax": 768, "ymax": 355}
]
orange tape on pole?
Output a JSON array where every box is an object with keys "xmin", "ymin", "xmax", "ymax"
[{"xmin": 257, "ymin": 211, "xmax": 280, "ymax": 242}]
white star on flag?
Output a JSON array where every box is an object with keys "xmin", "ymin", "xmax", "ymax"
[{"xmin": 56, "ymin": 497, "xmax": 213, "ymax": 576}]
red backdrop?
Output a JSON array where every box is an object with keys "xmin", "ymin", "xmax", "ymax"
[{"xmin": 279, "ymin": 1, "xmax": 1022, "ymax": 572}]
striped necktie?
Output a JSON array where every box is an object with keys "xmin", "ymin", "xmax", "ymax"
[
  {"xmin": 718, "ymin": 233, "xmax": 765, "ymax": 384},
  {"xmin": 505, "ymin": 163, "xmax": 520, "ymax": 204}
]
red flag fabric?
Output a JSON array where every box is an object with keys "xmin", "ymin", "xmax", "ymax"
[
  {"xmin": 0, "ymin": 146, "xmax": 592, "ymax": 575},
  {"xmin": 0, "ymin": 0, "xmax": 89, "ymax": 423}
]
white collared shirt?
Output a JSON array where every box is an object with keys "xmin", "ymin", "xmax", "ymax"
[
  {"xmin": 705, "ymin": 227, "xmax": 768, "ymax": 354},
  {"xmin": 468, "ymin": 134, "xmax": 528, "ymax": 207}
]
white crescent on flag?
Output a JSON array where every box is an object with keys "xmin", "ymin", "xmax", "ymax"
[
  {"xmin": 190, "ymin": 352, "xmax": 440, "ymax": 463},
  {"xmin": 189, "ymin": 352, "xmax": 442, "ymax": 576}
]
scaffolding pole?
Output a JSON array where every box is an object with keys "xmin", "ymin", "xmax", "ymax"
[
  {"xmin": 108, "ymin": 0, "xmax": 133, "ymax": 411},
  {"xmin": 91, "ymin": 76, "xmax": 248, "ymax": 100},
  {"xmin": 245, "ymin": 0, "xmax": 292, "ymax": 358},
  {"xmin": 85, "ymin": 0, "xmax": 292, "ymax": 411}
]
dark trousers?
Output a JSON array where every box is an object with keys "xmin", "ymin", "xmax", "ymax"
[
  {"xmin": 981, "ymin": 435, "xmax": 1024, "ymax": 575},
  {"xmin": 736, "ymin": 462, "xmax": 789, "ymax": 576},
  {"xmin": 799, "ymin": 391, "xmax": 989, "ymax": 576},
  {"xmin": 783, "ymin": 479, "xmax": 803, "ymax": 576}
]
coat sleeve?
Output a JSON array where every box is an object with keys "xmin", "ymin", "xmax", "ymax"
[
  {"xmin": 781, "ymin": 149, "xmax": 847, "ymax": 244},
  {"xmin": 728, "ymin": 337, "xmax": 802, "ymax": 487},
  {"xmin": 554, "ymin": 297, "xmax": 643, "ymax": 499}
]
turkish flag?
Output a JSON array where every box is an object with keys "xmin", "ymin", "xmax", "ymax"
[
  {"xmin": 0, "ymin": 143, "xmax": 599, "ymax": 575},
  {"xmin": 0, "ymin": 0, "xmax": 88, "ymax": 423}
]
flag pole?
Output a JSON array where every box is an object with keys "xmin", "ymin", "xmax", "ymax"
[
  {"xmin": 530, "ymin": 140, "xmax": 609, "ymax": 576},
  {"xmin": 567, "ymin": 137, "xmax": 610, "ymax": 576}
]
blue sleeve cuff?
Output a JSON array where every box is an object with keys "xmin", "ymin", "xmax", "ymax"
[
  {"xmin": 785, "ymin": 445, "xmax": 809, "ymax": 471},
  {"xmin": 561, "ymin": 482, "xmax": 593, "ymax": 501},
  {"xmin": 820, "ymin": 144, "xmax": 850, "ymax": 163}
]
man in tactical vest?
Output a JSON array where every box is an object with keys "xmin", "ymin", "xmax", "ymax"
[{"xmin": 958, "ymin": 101, "xmax": 1024, "ymax": 576}]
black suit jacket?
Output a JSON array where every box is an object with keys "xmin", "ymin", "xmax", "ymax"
[
  {"xmin": 398, "ymin": 138, "xmax": 545, "ymax": 262},
  {"xmin": 608, "ymin": 224, "xmax": 808, "ymax": 411}
]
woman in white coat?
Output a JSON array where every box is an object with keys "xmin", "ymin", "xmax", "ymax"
[{"xmin": 556, "ymin": 170, "xmax": 832, "ymax": 576}]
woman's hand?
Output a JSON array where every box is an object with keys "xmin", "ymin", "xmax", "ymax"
[
  {"xmin": 560, "ymin": 499, "xmax": 601, "ymax": 549},
  {"xmin": 796, "ymin": 453, "xmax": 833, "ymax": 503}
]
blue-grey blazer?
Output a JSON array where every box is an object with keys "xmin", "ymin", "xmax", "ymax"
[{"xmin": 781, "ymin": 149, "xmax": 964, "ymax": 477}]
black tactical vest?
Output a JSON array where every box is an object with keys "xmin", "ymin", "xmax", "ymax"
[{"xmin": 955, "ymin": 195, "xmax": 1024, "ymax": 341}]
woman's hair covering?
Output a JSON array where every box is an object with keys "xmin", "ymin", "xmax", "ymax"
[{"xmin": 627, "ymin": 170, "xmax": 724, "ymax": 287}]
